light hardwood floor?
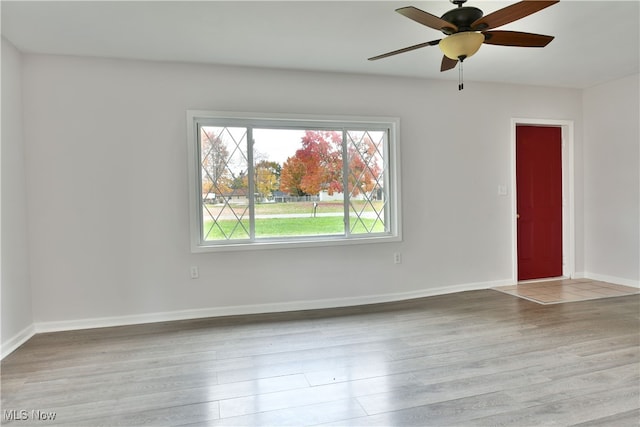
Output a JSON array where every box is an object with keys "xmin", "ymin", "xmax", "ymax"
[
  {"xmin": 2, "ymin": 290, "xmax": 639, "ymax": 426},
  {"xmin": 494, "ymin": 278, "xmax": 640, "ymax": 304}
]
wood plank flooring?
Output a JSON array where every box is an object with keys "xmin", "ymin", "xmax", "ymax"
[
  {"xmin": 494, "ymin": 278, "xmax": 640, "ymax": 304},
  {"xmin": 2, "ymin": 290, "xmax": 639, "ymax": 426}
]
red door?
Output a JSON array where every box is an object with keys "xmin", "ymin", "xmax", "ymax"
[{"xmin": 516, "ymin": 125, "xmax": 563, "ymax": 281}]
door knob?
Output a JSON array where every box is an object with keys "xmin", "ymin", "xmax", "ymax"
[{"xmin": 517, "ymin": 213, "xmax": 520, "ymax": 219}]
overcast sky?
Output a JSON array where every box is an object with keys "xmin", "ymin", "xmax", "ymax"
[{"xmin": 253, "ymin": 128, "xmax": 306, "ymax": 165}]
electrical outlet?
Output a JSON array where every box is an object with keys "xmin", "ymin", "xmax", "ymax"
[
  {"xmin": 394, "ymin": 253, "xmax": 401, "ymax": 264},
  {"xmin": 190, "ymin": 266, "xmax": 199, "ymax": 279}
]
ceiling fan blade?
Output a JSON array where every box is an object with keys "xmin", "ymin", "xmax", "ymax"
[
  {"xmin": 396, "ymin": 6, "xmax": 458, "ymax": 33},
  {"xmin": 441, "ymin": 56, "xmax": 458, "ymax": 72},
  {"xmin": 472, "ymin": 0, "xmax": 559, "ymax": 31},
  {"xmin": 483, "ymin": 31, "xmax": 554, "ymax": 47},
  {"xmin": 368, "ymin": 39, "xmax": 441, "ymax": 61}
]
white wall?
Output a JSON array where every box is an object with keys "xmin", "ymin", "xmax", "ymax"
[
  {"xmin": 1, "ymin": 38, "xmax": 34, "ymax": 355},
  {"xmin": 583, "ymin": 74, "xmax": 640, "ymax": 286},
  {"xmin": 18, "ymin": 53, "xmax": 584, "ymax": 328}
]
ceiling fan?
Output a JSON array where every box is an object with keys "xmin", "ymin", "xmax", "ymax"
[{"xmin": 369, "ymin": 0, "xmax": 559, "ymax": 89}]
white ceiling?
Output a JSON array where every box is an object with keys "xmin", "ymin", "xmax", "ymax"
[{"xmin": 2, "ymin": 1, "xmax": 638, "ymax": 89}]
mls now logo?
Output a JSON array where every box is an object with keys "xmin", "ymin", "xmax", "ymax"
[
  {"xmin": 3, "ymin": 409, "xmax": 57, "ymax": 421},
  {"xmin": 3, "ymin": 410, "xmax": 29, "ymax": 421}
]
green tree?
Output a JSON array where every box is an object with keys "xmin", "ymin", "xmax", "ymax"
[{"xmin": 230, "ymin": 170, "xmax": 248, "ymax": 190}]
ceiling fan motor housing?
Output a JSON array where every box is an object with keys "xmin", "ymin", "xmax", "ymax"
[{"xmin": 440, "ymin": 6, "xmax": 484, "ymax": 34}]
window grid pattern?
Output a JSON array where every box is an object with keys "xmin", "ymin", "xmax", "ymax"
[
  {"xmin": 188, "ymin": 112, "xmax": 400, "ymax": 250},
  {"xmin": 346, "ymin": 130, "xmax": 388, "ymax": 235},
  {"xmin": 200, "ymin": 126, "xmax": 250, "ymax": 241}
]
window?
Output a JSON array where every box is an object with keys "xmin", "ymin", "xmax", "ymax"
[{"xmin": 186, "ymin": 111, "xmax": 401, "ymax": 251}]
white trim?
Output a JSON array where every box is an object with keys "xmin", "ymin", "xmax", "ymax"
[
  {"xmin": 33, "ymin": 280, "xmax": 510, "ymax": 334},
  {"xmin": 1, "ymin": 324, "xmax": 36, "ymax": 359},
  {"xmin": 517, "ymin": 276, "xmax": 568, "ymax": 285},
  {"xmin": 577, "ymin": 272, "xmax": 640, "ymax": 289},
  {"xmin": 510, "ymin": 118, "xmax": 575, "ymax": 283},
  {"xmin": 186, "ymin": 110, "xmax": 402, "ymax": 253}
]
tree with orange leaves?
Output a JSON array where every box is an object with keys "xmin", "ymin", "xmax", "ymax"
[
  {"xmin": 280, "ymin": 130, "xmax": 343, "ymax": 196},
  {"xmin": 280, "ymin": 156, "xmax": 308, "ymax": 196},
  {"xmin": 279, "ymin": 130, "xmax": 382, "ymax": 198}
]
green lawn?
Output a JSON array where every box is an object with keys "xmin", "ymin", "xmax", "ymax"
[{"xmin": 203, "ymin": 216, "xmax": 385, "ymax": 240}]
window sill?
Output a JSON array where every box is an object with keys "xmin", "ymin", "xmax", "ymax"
[{"xmin": 191, "ymin": 233, "xmax": 402, "ymax": 253}]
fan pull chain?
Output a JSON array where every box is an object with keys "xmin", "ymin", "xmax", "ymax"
[{"xmin": 458, "ymin": 59, "xmax": 464, "ymax": 91}]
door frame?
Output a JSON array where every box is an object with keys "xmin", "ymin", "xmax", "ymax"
[{"xmin": 511, "ymin": 118, "xmax": 575, "ymax": 283}]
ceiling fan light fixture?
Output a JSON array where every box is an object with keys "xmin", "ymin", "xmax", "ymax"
[{"xmin": 439, "ymin": 31, "xmax": 484, "ymax": 60}]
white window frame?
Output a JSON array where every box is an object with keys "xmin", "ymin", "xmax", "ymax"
[{"xmin": 186, "ymin": 110, "xmax": 402, "ymax": 252}]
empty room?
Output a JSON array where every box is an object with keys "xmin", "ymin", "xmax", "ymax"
[{"xmin": 2, "ymin": 1, "xmax": 639, "ymax": 425}]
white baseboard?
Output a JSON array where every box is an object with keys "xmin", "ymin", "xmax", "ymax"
[
  {"xmin": 34, "ymin": 279, "xmax": 510, "ymax": 334},
  {"xmin": 1, "ymin": 324, "xmax": 36, "ymax": 359},
  {"xmin": 576, "ymin": 272, "xmax": 640, "ymax": 288},
  {"xmin": 5, "ymin": 273, "xmax": 634, "ymax": 360}
]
